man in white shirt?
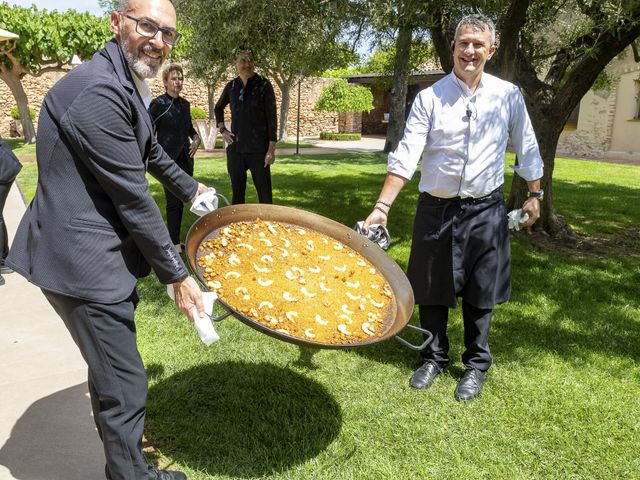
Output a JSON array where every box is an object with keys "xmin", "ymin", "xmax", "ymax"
[{"xmin": 363, "ymin": 13, "xmax": 544, "ymax": 401}]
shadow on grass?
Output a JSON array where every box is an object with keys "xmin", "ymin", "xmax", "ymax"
[{"xmin": 146, "ymin": 361, "xmax": 342, "ymax": 477}]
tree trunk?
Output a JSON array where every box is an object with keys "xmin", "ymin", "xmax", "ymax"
[
  {"xmin": 383, "ymin": 25, "xmax": 413, "ymax": 153},
  {"xmin": 207, "ymin": 82, "xmax": 216, "ymax": 119},
  {"xmin": 506, "ymin": 113, "xmax": 568, "ymax": 235},
  {"xmin": 276, "ymin": 79, "xmax": 293, "ymax": 142},
  {"xmin": 0, "ymin": 71, "xmax": 36, "ymax": 144}
]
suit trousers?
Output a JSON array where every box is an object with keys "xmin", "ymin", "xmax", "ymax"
[
  {"xmin": 42, "ymin": 288, "xmax": 150, "ymax": 480},
  {"xmin": 226, "ymin": 147, "xmax": 272, "ymax": 204},
  {"xmin": 164, "ymin": 152, "xmax": 194, "ymax": 245},
  {"xmin": 0, "ymin": 181, "xmax": 13, "ymax": 261},
  {"xmin": 419, "ymin": 302, "xmax": 493, "ymax": 371}
]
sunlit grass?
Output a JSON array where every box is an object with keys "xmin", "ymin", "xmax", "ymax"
[{"xmin": 14, "ymin": 151, "xmax": 640, "ymax": 479}]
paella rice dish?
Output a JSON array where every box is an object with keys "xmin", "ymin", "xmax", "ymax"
[{"xmin": 196, "ymin": 219, "xmax": 395, "ymax": 344}]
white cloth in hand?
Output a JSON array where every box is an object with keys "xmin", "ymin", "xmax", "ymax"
[
  {"xmin": 354, "ymin": 221, "xmax": 391, "ymax": 250},
  {"xmin": 190, "ymin": 189, "xmax": 219, "ymax": 217},
  {"xmin": 507, "ymin": 209, "xmax": 530, "ymax": 231},
  {"xmin": 167, "ymin": 284, "xmax": 219, "ymax": 346}
]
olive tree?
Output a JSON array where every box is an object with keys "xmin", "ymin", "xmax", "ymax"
[
  {"xmin": 427, "ymin": 0, "xmax": 640, "ymax": 234},
  {"xmin": 176, "ymin": 0, "xmax": 357, "ymax": 141},
  {"xmin": 0, "ymin": 3, "xmax": 110, "ymax": 143}
]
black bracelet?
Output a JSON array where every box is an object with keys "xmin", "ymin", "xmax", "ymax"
[
  {"xmin": 376, "ymin": 199, "xmax": 392, "ymax": 208},
  {"xmin": 373, "ymin": 205, "xmax": 388, "ymax": 216}
]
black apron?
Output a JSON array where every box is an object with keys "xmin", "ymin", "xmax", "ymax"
[{"xmin": 407, "ymin": 188, "xmax": 511, "ymax": 309}]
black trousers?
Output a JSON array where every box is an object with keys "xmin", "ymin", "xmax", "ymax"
[
  {"xmin": 0, "ymin": 181, "xmax": 13, "ymax": 261},
  {"xmin": 164, "ymin": 153, "xmax": 193, "ymax": 245},
  {"xmin": 226, "ymin": 147, "xmax": 272, "ymax": 204},
  {"xmin": 42, "ymin": 288, "xmax": 150, "ymax": 480},
  {"xmin": 419, "ymin": 302, "xmax": 493, "ymax": 371}
]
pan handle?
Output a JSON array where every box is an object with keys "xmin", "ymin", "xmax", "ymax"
[
  {"xmin": 206, "ymin": 311, "xmax": 233, "ymax": 323},
  {"xmin": 216, "ymin": 193, "xmax": 231, "ymax": 206},
  {"xmin": 394, "ymin": 324, "xmax": 433, "ymax": 351},
  {"xmin": 204, "ymin": 301, "xmax": 234, "ymax": 323}
]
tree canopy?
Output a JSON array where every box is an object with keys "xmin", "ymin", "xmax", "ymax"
[
  {"xmin": 0, "ymin": 2, "xmax": 110, "ymax": 142},
  {"xmin": 315, "ymin": 78, "xmax": 374, "ymax": 113},
  {"xmin": 176, "ymin": 0, "xmax": 357, "ymax": 139}
]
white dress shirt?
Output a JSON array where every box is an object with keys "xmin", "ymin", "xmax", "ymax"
[
  {"xmin": 388, "ymin": 72, "xmax": 543, "ymax": 199},
  {"xmin": 129, "ymin": 68, "xmax": 152, "ymax": 108}
]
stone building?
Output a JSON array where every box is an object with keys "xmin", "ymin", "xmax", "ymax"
[
  {"xmin": 556, "ymin": 47, "xmax": 640, "ymax": 161},
  {"xmin": 3, "ymin": 45, "xmax": 639, "ymax": 162}
]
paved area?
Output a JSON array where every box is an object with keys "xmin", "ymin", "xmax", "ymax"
[
  {"xmin": 0, "ymin": 182, "xmax": 105, "ymax": 479},
  {"xmin": 193, "ymin": 135, "xmax": 387, "ymax": 158}
]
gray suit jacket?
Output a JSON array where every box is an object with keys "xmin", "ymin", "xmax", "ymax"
[{"xmin": 7, "ymin": 39, "xmax": 198, "ymax": 303}]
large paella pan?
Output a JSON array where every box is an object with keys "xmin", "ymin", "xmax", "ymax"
[{"xmin": 185, "ymin": 204, "xmax": 431, "ymax": 350}]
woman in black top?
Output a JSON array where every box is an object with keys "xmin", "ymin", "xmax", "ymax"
[
  {"xmin": 149, "ymin": 64, "xmax": 200, "ymax": 252},
  {"xmin": 214, "ymin": 48, "xmax": 277, "ymax": 204}
]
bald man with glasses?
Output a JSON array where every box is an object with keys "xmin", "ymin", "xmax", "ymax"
[{"xmin": 7, "ymin": 0, "xmax": 210, "ymax": 478}]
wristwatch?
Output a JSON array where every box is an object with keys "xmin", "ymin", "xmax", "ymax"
[
  {"xmin": 528, "ymin": 190, "xmax": 544, "ymax": 201},
  {"xmin": 219, "ymin": 126, "xmax": 227, "ymax": 133}
]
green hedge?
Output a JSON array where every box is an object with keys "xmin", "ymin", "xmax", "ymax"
[{"xmin": 319, "ymin": 132, "xmax": 361, "ymax": 141}]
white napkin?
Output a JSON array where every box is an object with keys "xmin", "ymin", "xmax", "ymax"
[
  {"xmin": 354, "ymin": 221, "xmax": 391, "ymax": 250},
  {"xmin": 167, "ymin": 284, "xmax": 219, "ymax": 346},
  {"xmin": 190, "ymin": 189, "xmax": 219, "ymax": 217},
  {"xmin": 507, "ymin": 209, "xmax": 530, "ymax": 231}
]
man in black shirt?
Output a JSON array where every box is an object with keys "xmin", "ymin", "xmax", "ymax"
[
  {"xmin": 214, "ymin": 48, "xmax": 277, "ymax": 204},
  {"xmin": 149, "ymin": 64, "xmax": 200, "ymax": 252}
]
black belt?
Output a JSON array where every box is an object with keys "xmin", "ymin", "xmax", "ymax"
[{"xmin": 420, "ymin": 187, "xmax": 502, "ymax": 205}]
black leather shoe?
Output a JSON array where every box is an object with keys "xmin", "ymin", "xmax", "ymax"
[
  {"xmin": 0, "ymin": 274, "xmax": 4, "ymax": 286},
  {"xmin": 148, "ymin": 466, "xmax": 188, "ymax": 480},
  {"xmin": 409, "ymin": 360, "xmax": 442, "ymax": 389},
  {"xmin": 454, "ymin": 368, "xmax": 486, "ymax": 401},
  {"xmin": 0, "ymin": 264, "xmax": 13, "ymax": 274}
]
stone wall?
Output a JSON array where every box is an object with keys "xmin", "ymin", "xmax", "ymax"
[
  {"xmin": 556, "ymin": 46, "xmax": 640, "ymax": 160},
  {"xmin": 0, "ymin": 71, "xmax": 66, "ymax": 137},
  {"xmin": 338, "ymin": 111, "xmax": 363, "ymax": 134},
  {"xmin": 0, "ymin": 70, "xmax": 339, "ymax": 139},
  {"xmin": 556, "ymin": 85, "xmax": 615, "ymax": 158}
]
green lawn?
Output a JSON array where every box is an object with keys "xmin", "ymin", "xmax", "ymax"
[
  {"xmin": 14, "ymin": 152, "xmax": 640, "ymax": 479},
  {"xmin": 3, "ymin": 138, "xmax": 36, "ymax": 157}
]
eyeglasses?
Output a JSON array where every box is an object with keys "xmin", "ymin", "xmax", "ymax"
[
  {"xmin": 239, "ymin": 86, "xmax": 244, "ymax": 102},
  {"xmin": 123, "ymin": 14, "xmax": 182, "ymax": 46}
]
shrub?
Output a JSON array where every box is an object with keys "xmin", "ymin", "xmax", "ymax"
[
  {"xmin": 190, "ymin": 106, "xmax": 207, "ymax": 120},
  {"xmin": 314, "ymin": 79, "xmax": 373, "ymax": 114},
  {"xmin": 10, "ymin": 106, "xmax": 36, "ymax": 120},
  {"xmin": 319, "ymin": 132, "xmax": 361, "ymax": 141}
]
